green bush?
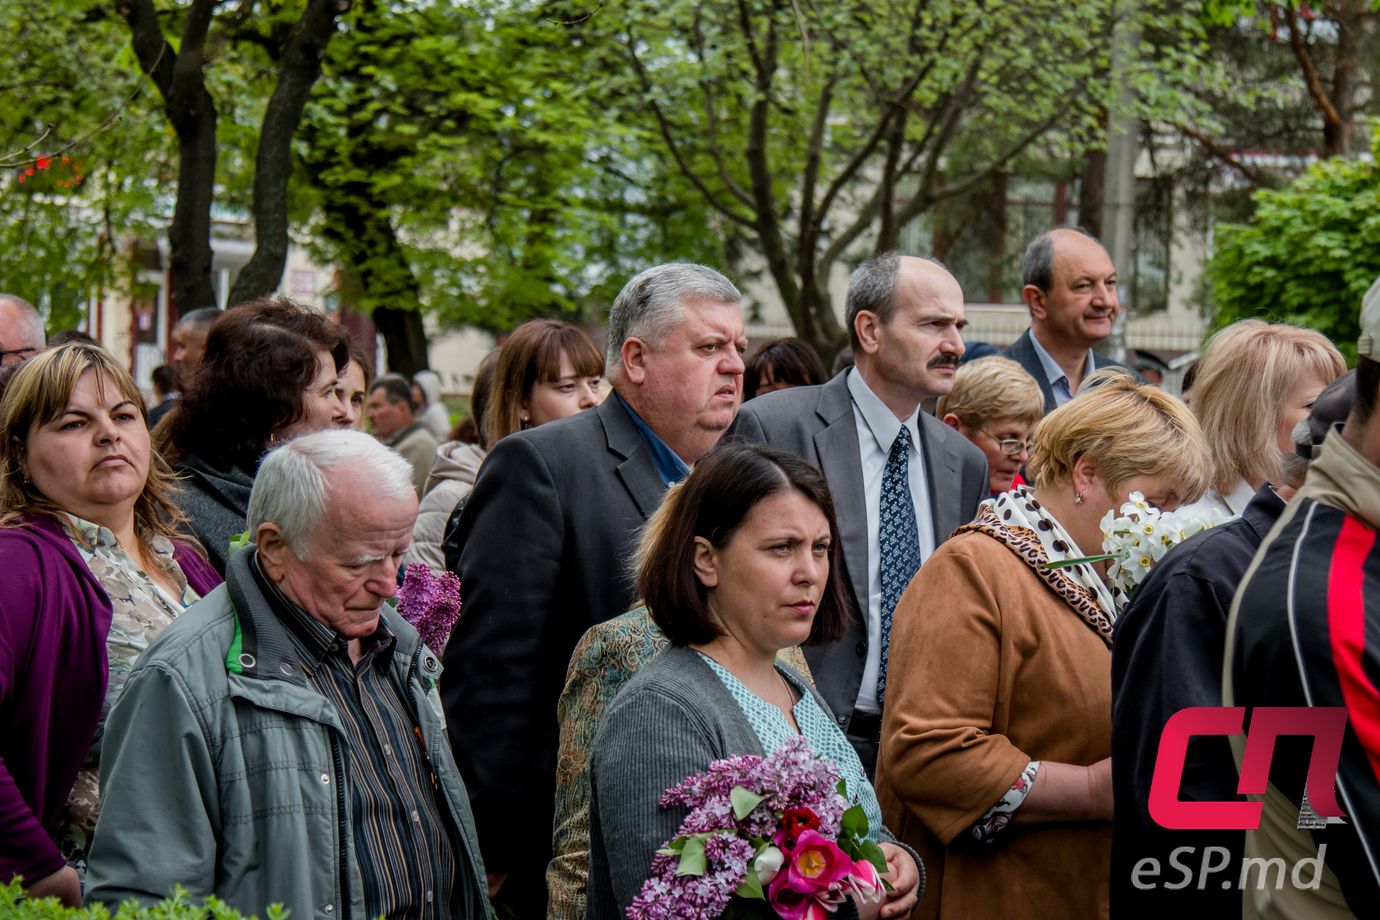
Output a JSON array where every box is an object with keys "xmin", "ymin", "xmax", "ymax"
[
  {"xmin": 0, "ymin": 881, "xmax": 287, "ymax": 920},
  {"xmin": 1206, "ymin": 126, "xmax": 1380, "ymax": 361}
]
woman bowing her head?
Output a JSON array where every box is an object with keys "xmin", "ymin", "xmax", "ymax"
[
  {"xmin": 875, "ymin": 370, "xmax": 1210, "ymax": 920},
  {"xmin": 587, "ymin": 442, "xmax": 922, "ymax": 920},
  {"xmin": 0, "ymin": 344, "xmax": 221, "ymax": 905}
]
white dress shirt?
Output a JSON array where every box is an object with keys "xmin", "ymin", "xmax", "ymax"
[{"xmin": 847, "ymin": 369, "xmax": 936, "ymax": 715}]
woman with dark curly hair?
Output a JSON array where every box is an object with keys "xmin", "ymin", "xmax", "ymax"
[{"xmin": 157, "ymin": 297, "xmax": 350, "ymax": 572}]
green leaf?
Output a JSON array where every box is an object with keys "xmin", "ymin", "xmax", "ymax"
[
  {"xmin": 858, "ymin": 839, "xmax": 889, "ymax": 875},
  {"xmin": 1042, "ymin": 553, "xmax": 1120, "ymax": 569},
  {"xmin": 677, "ymin": 834, "xmax": 708, "ymax": 877},
  {"xmin": 730, "ymin": 786, "xmax": 765, "ymax": 820},
  {"xmin": 735, "ymin": 868, "xmax": 765, "ymax": 900},
  {"xmin": 840, "ymin": 802, "xmax": 869, "ymax": 843}
]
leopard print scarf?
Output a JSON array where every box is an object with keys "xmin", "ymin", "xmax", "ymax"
[{"xmin": 954, "ymin": 486, "xmax": 1117, "ymax": 648}]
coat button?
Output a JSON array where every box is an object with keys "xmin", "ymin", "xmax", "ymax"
[
  {"xmin": 320, "ymin": 773, "xmax": 331, "ymax": 785},
  {"xmin": 836, "ymin": 714, "xmax": 848, "ymax": 726},
  {"xmin": 324, "ymin": 905, "xmax": 333, "ymax": 914},
  {"xmin": 855, "ymin": 641, "xmax": 866, "ymax": 655}
]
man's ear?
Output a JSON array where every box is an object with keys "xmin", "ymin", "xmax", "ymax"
[
  {"xmin": 1021, "ymin": 284, "xmax": 1048, "ymax": 321},
  {"xmin": 691, "ymin": 536, "xmax": 719, "ymax": 589},
  {"xmin": 255, "ymin": 522, "xmax": 291, "ymax": 580},
  {"xmin": 854, "ymin": 311, "xmax": 883, "ymax": 357},
  {"xmin": 620, "ymin": 337, "xmax": 649, "ymax": 386}
]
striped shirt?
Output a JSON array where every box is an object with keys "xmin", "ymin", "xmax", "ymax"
[{"xmin": 252, "ymin": 559, "xmax": 459, "ymax": 919}]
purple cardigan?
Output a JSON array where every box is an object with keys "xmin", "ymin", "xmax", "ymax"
[{"xmin": 0, "ymin": 515, "xmax": 221, "ymax": 885}]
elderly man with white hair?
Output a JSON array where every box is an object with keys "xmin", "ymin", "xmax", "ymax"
[{"xmin": 86, "ymin": 429, "xmax": 490, "ymax": 919}]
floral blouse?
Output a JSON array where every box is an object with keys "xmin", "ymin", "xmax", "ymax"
[{"xmin": 58, "ymin": 515, "xmax": 202, "ymax": 873}]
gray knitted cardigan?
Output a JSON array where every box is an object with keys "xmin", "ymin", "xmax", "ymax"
[{"xmin": 586, "ymin": 644, "xmax": 922, "ymax": 920}]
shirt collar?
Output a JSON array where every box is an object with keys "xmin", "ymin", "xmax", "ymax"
[
  {"xmin": 1223, "ymin": 477, "xmax": 1258, "ymax": 517},
  {"xmin": 614, "ymin": 390, "xmax": 691, "ymax": 486},
  {"xmin": 846, "ymin": 367, "xmax": 921, "ymax": 454},
  {"xmin": 61, "ymin": 512, "xmax": 177, "ymax": 565},
  {"xmin": 1028, "ymin": 329, "xmax": 1095, "ymax": 392},
  {"xmin": 250, "ymin": 550, "xmax": 396, "ymax": 666}
]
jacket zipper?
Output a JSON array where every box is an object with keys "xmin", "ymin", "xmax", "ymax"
[{"xmin": 331, "ymin": 735, "xmax": 352, "ymax": 920}]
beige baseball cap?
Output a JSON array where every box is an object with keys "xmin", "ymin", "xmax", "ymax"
[{"xmin": 1358, "ymin": 276, "xmax": 1380, "ymax": 358}]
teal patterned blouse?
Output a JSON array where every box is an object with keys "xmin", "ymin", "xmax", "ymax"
[{"xmin": 698, "ymin": 653, "xmax": 883, "ymax": 839}]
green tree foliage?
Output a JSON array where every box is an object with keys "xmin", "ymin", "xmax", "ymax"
[
  {"xmin": 0, "ymin": 0, "xmax": 170, "ymax": 331},
  {"xmin": 299, "ymin": 0, "xmax": 726, "ymax": 371},
  {"xmin": 1206, "ymin": 126, "xmax": 1380, "ymax": 357},
  {"xmin": 556, "ymin": 0, "xmax": 1210, "ymax": 361}
]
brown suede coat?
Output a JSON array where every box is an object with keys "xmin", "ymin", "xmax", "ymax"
[{"xmin": 875, "ymin": 530, "xmax": 1112, "ymax": 920}]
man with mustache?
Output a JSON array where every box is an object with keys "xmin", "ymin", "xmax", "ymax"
[
  {"xmin": 1003, "ymin": 227, "xmax": 1134, "ymax": 414},
  {"xmin": 734, "ymin": 253, "xmax": 989, "ymax": 775}
]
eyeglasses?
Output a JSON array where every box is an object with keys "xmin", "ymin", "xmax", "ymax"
[
  {"xmin": 981, "ymin": 430, "xmax": 1035, "ymax": 458},
  {"xmin": 0, "ymin": 347, "xmax": 38, "ymax": 365}
]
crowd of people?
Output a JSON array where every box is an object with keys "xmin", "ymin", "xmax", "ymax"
[{"xmin": 1, "ymin": 221, "xmax": 1378, "ymax": 920}]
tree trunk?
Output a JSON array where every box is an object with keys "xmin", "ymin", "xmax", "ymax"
[
  {"xmin": 1078, "ymin": 144, "xmax": 1106, "ymax": 239},
  {"xmin": 230, "ymin": 0, "xmax": 348, "ymax": 305},
  {"xmin": 1323, "ymin": 0, "xmax": 1359, "ymax": 158},
  {"xmin": 371, "ymin": 305, "xmax": 429, "ymax": 377},
  {"xmin": 118, "ymin": 0, "xmax": 220, "ymax": 312}
]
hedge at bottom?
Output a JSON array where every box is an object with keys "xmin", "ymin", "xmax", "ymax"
[{"xmin": 0, "ymin": 881, "xmax": 289, "ymax": 920}]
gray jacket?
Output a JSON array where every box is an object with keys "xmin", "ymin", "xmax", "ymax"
[
  {"xmin": 86, "ymin": 548, "xmax": 491, "ymax": 920},
  {"xmin": 587, "ymin": 645, "xmax": 922, "ymax": 920}
]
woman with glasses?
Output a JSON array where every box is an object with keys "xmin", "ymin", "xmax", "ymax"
[{"xmin": 937, "ymin": 357, "xmax": 1044, "ymax": 497}]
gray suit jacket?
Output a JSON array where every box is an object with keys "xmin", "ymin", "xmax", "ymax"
[
  {"xmin": 441, "ymin": 394, "xmax": 667, "ymax": 880},
  {"xmin": 730, "ymin": 372, "xmax": 989, "ymax": 725},
  {"xmin": 1002, "ymin": 328, "xmax": 1135, "ymax": 415}
]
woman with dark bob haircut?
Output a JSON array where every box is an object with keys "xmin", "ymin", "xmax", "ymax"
[
  {"xmin": 157, "ymin": 297, "xmax": 351, "ymax": 572},
  {"xmin": 586, "ymin": 442, "xmax": 923, "ymax": 920},
  {"xmin": 744, "ymin": 337, "xmax": 828, "ymax": 401}
]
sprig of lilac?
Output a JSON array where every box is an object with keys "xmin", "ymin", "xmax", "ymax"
[
  {"xmin": 628, "ymin": 738, "xmax": 852, "ymax": 920},
  {"xmin": 395, "ymin": 563, "xmax": 462, "ymax": 652},
  {"xmin": 628, "ymin": 832, "xmax": 754, "ymax": 920},
  {"xmin": 662, "ymin": 737, "xmax": 847, "ymax": 839}
]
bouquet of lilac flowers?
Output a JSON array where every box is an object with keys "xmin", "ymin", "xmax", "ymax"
[
  {"xmin": 628, "ymin": 736, "xmax": 887, "ymax": 920},
  {"xmin": 394, "ymin": 563, "xmax": 462, "ymax": 652}
]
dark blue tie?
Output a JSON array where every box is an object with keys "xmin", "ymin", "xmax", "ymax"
[{"xmin": 877, "ymin": 425, "xmax": 921, "ymax": 705}]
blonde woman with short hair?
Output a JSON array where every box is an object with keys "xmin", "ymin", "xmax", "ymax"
[
  {"xmin": 875, "ymin": 372, "xmax": 1211, "ymax": 920},
  {"xmin": 1184, "ymin": 319, "xmax": 1344, "ymax": 518},
  {"xmin": 938, "ymin": 356, "xmax": 1045, "ymax": 496}
]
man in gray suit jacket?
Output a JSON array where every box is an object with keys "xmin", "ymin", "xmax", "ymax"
[
  {"xmin": 733, "ymin": 254, "xmax": 988, "ymax": 773},
  {"xmin": 441, "ymin": 264, "xmax": 747, "ymax": 919},
  {"xmin": 1003, "ymin": 226, "xmax": 1133, "ymax": 413}
]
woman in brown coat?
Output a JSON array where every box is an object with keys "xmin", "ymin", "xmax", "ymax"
[{"xmin": 875, "ymin": 371, "xmax": 1212, "ymax": 920}]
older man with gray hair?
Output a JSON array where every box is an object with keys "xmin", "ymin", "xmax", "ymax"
[
  {"xmin": 87, "ymin": 429, "xmax": 490, "ymax": 919},
  {"xmin": 0, "ymin": 293, "xmax": 44, "ymax": 365},
  {"xmin": 440, "ymin": 262, "xmax": 746, "ymax": 919}
]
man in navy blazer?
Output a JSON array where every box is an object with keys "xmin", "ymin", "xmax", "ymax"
[
  {"xmin": 1003, "ymin": 226, "xmax": 1133, "ymax": 413},
  {"xmin": 441, "ymin": 263, "xmax": 747, "ymax": 919},
  {"xmin": 733, "ymin": 254, "xmax": 988, "ymax": 773}
]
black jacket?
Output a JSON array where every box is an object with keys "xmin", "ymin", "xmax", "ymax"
[
  {"xmin": 440, "ymin": 395, "xmax": 666, "ymax": 897},
  {"xmin": 1110, "ymin": 485, "xmax": 1284, "ymax": 917}
]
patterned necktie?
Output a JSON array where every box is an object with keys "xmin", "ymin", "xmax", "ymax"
[{"xmin": 877, "ymin": 425, "xmax": 921, "ymax": 706}]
